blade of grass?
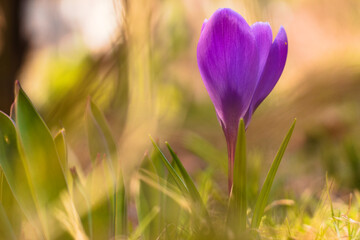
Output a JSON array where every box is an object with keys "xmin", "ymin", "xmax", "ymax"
[
  {"xmin": 0, "ymin": 111, "xmax": 37, "ymax": 220},
  {"xmin": 0, "ymin": 168, "xmax": 25, "ymax": 238},
  {"xmin": 136, "ymin": 155, "xmax": 161, "ymax": 240},
  {"xmin": 54, "ymin": 129, "xmax": 68, "ymax": 178},
  {"xmin": 85, "ymin": 99, "xmax": 127, "ymax": 237},
  {"xmin": 138, "ymin": 169, "xmax": 190, "ymax": 211},
  {"xmin": 251, "ymin": 119, "xmax": 296, "ymax": 229},
  {"xmin": 150, "ymin": 146, "xmax": 166, "ymax": 179},
  {"xmin": 166, "ymin": 143, "xmax": 210, "ymax": 220},
  {"xmin": 115, "ymin": 179, "xmax": 127, "ymax": 237},
  {"xmin": 53, "ymin": 192, "xmax": 88, "ymax": 240},
  {"xmin": 0, "ymin": 203, "xmax": 16, "ymax": 240},
  {"xmin": 235, "ymin": 119, "xmax": 247, "ymax": 231},
  {"xmin": 15, "ymin": 83, "xmax": 67, "ymax": 205},
  {"xmin": 150, "ymin": 137, "xmax": 189, "ymax": 195},
  {"xmin": 162, "ymin": 159, "xmax": 182, "ymax": 238},
  {"xmin": 0, "ymin": 111, "xmax": 45, "ymax": 238},
  {"xmin": 166, "ymin": 143, "xmax": 202, "ymax": 204},
  {"xmin": 129, "ymin": 207, "xmax": 160, "ymax": 240},
  {"xmin": 15, "ymin": 82, "xmax": 70, "ymax": 238},
  {"xmin": 153, "ymin": 139, "xmax": 213, "ymax": 236},
  {"xmin": 228, "ymin": 119, "xmax": 247, "ymax": 232},
  {"xmin": 326, "ymin": 173, "xmax": 340, "ymax": 238},
  {"xmin": 72, "ymin": 171, "xmax": 93, "ymax": 240},
  {"xmin": 86, "ymin": 99, "xmax": 117, "ymax": 168}
]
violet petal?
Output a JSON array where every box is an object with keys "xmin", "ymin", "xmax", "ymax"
[
  {"xmin": 251, "ymin": 22, "xmax": 273, "ymax": 78},
  {"xmin": 197, "ymin": 8, "xmax": 259, "ymax": 135},
  {"xmin": 244, "ymin": 26, "xmax": 288, "ymax": 127}
]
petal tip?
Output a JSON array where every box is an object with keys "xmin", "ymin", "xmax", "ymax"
[
  {"xmin": 211, "ymin": 8, "xmax": 250, "ymax": 29},
  {"xmin": 251, "ymin": 21, "xmax": 271, "ymax": 28},
  {"xmin": 251, "ymin": 21, "xmax": 273, "ymax": 42},
  {"xmin": 277, "ymin": 26, "xmax": 288, "ymax": 42},
  {"xmin": 201, "ymin": 19, "xmax": 208, "ymax": 32}
]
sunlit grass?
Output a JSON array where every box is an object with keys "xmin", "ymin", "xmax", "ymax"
[{"xmin": 0, "ymin": 84, "xmax": 359, "ymax": 239}]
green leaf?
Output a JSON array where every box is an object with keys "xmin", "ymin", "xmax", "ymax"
[
  {"xmin": 151, "ymin": 139, "xmax": 213, "ymax": 236},
  {"xmin": 85, "ymin": 99, "xmax": 126, "ymax": 237},
  {"xmin": 136, "ymin": 155, "xmax": 161, "ymax": 240},
  {"xmin": 162, "ymin": 159, "xmax": 182, "ymax": 236},
  {"xmin": 149, "ymin": 146, "xmax": 166, "ymax": 179},
  {"xmin": 0, "ymin": 169, "xmax": 23, "ymax": 239},
  {"xmin": 0, "ymin": 203, "xmax": 16, "ymax": 240},
  {"xmin": 326, "ymin": 174, "xmax": 340, "ymax": 237},
  {"xmin": 115, "ymin": 179, "xmax": 127, "ymax": 238},
  {"xmin": 73, "ymin": 175, "xmax": 93, "ymax": 240},
  {"xmin": 150, "ymin": 137, "xmax": 189, "ymax": 195},
  {"xmin": 228, "ymin": 119, "xmax": 247, "ymax": 232},
  {"xmin": 0, "ymin": 111, "xmax": 38, "ymax": 222},
  {"xmin": 86, "ymin": 99, "xmax": 117, "ymax": 167},
  {"xmin": 129, "ymin": 206, "xmax": 160, "ymax": 240},
  {"xmin": 15, "ymin": 84, "xmax": 67, "ymax": 206},
  {"xmin": 166, "ymin": 143, "xmax": 210, "ymax": 219},
  {"xmin": 54, "ymin": 129, "xmax": 68, "ymax": 178},
  {"xmin": 251, "ymin": 119, "xmax": 296, "ymax": 229}
]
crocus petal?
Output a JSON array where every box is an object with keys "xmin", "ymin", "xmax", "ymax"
[
  {"xmin": 201, "ymin": 19, "xmax": 208, "ymax": 32},
  {"xmin": 244, "ymin": 26, "xmax": 288, "ymax": 127},
  {"xmin": 251, "ymin": 22, "xmax": 273, "ymax": 78},
  {"xmin": 197, "ymin": 8, "xmax": 259, "ymax": 136}
]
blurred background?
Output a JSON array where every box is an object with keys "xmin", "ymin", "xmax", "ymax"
[{"xmin": 1, "ymin": 0, "xmax": 360, "ymax": 203}]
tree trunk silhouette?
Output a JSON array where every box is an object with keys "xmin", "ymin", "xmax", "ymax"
[{"xmin": 0, "ymin": 0, "xmax": 28, "ymax": 113}]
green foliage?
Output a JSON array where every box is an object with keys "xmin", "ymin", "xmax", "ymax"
[
  {"xmin": 228, "ymin": 119, "xmax": 247, "ymax": 233},
  {"xmin": 16, "ymin": 83, "xmax": 68, "ymax": 206},
  {"xmin": 252, "ymin": 119, "xmax": 296, "ymax": 229},
  {"xmin": 0, "ymin": 85, "xmax": 129, "ymax": 239},
  {"xmin": 0, "ymin": 203, "xmax": 16, "ymax": 240},
  {"xmin": 136, "ymin": 154, "xmax": 162, "ymax": 240},
  {"xmin": 150, "ymin": 137, "xmax": 189, "ymax": 196},
  {"xmin": 0, "ymin": 111, "xmax": 37, "ymax": 221},
  {"xmin": 1, "ymin": 84, "xmax": 359, "ymax": 240},
  {"xmin": 166, "ymin": 143, "xmax": 209, "ymax": 218},
  {"xmin": 85, "ymin": 98, "xmax": 127, "ymax": 238},
  {"xmin": 54, "ymin": 129, "xmax": 68, "ymax": 178}
]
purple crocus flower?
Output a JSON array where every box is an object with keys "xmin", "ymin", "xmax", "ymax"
[{"xmin": 197, "ymin": 8, "xmax": 288, "ymax": 190}]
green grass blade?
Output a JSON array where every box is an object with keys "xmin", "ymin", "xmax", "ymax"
[
  {"xmin": 0, "ymin": 168, "xmax": 25, "ymax": 238},
  {"xmin": 0, "ymin": 203, "xmax": 17, "ymax": 240},
  {"xmin": 54, "ymin": 129, "xmax": 68, "ymax": 177},
  {"xmin": 150, "ymin": 146, "xmax": 166, "ymax": 179},
  {"xmin": 228, "ymin": 119, "xmax": 247, "ymax": 232},
  {"xmin": 166, "ymin": 142, "xmax": 210, "ymax": 219},
  {"xmin": 115, "ymin": 180, "xmax": 127, "ymax": 237},
  {"xmin": 251, "ymin": 119, "xmax": 296, "ymax": 229},
  {"xmin": 153, "ymin": 139, "xmax": 213, "ymax": 236},
  {"xmin": 73, "ymin": 176, "xmax": 93, "ymax": 240},
  {"xmin": 136, "ymin": 155, "xmax": 161, "ymax": 240},
  {"xmin": 15, "ymin": 83, "xmax": 67, "ymax": 205},
  {"xmin": 162, "ymin": 159, "xmax": 182, "ymax": 237},
  {"xmin": 0, "ymin": 112, "xmax": 37, "ymax": 220},
  {"xmin": 85, "ymin": 99, "xmax": 127, "ymax": 237},
  {"xmin": 86, "ymin": 99, "xmax": 117, "ymax": 168},
  {"xmin": 150, "ymin": 137, "xmax": 189, "ymax": 195},
  {"xmin": 129, "ymin": 206, "xmax": 160, "ymax": 240},
  {"xmin": 326, "ymin": 174, "xmax": 340, "ymax": 238}
]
